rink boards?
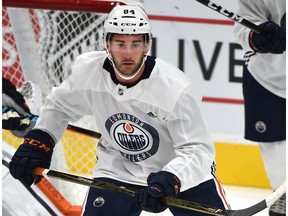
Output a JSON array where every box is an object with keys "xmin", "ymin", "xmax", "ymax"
[
  {"xmin": 3, "ymin": 130, "xmax": 271, "ymax": 189},
  {"xmin": 214, "ymin": 140, "xmax": 270, "ymax": 188}
]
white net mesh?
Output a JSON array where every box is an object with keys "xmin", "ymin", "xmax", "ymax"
[
  {"xmin": 37, "ymin": 10, "xmax": 107, "ymax": 95},
  {"xmin": 2, "ymin": 6, "xmax": 107, "ymax": 206},
  {"xmin": 3, "ymin": 7, "xmax": 107, "ymax": 95}
]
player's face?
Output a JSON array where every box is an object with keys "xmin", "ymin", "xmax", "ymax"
[{"xmin": 107, "ymin": 34, "xmax": 149, "ymax": 76}]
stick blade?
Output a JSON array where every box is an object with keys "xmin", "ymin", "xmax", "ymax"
[
  {"xmin": 227, "ymin": 200, "xmax": 266, "ymax": 216},
  {"xmin": 228, "ymin": 182, "xmax": 286, "ymax": 216}
]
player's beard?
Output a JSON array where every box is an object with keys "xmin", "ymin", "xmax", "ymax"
[{"xmin": 111, "ymin": 53, "xmax": 145, "ymax": 77}]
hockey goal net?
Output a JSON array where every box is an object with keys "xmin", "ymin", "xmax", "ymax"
[{"xmin": 2, "ymin": 0, "xmax": 129, "ymax": 208}]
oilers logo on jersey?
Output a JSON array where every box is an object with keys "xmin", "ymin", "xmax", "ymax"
[{"xmin": 105, "ymin": 113, "xmax": 159, "ymax": 162}]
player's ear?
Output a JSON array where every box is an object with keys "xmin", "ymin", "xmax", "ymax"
[{"xmin": 105, "ymin": 41, "xmax": 111, "ymax": 54}]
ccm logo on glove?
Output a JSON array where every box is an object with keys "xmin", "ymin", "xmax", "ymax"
[
  {"xmin": 9, "ymin": 129, "xmax": 55, "ymax": 186},
  {"xmin": 24, "ymin": 137, "xmax": 53, "ymax": 152}
]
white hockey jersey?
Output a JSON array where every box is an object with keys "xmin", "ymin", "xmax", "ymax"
[
  {"xmin": 234, "ymin": 0, "xmax": 286, "ymax": 98},
  {"xmin": 35, "ymin": 51, "xmax": 216, "ymax": 191}
]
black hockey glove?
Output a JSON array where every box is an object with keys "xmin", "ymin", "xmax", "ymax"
[
  {"xmin": 2, "ymin": 107, "xmax": 36, "ymax": 131},
  {"xmin": 136, "ymin": 171, "xmax": 181, "ymax": 213},
  {"xmin": 2, "ymin": 107, "xmax": 22, "ymax": 130},
  {"xmin": 9, "ymin": 129, "xmax": 55, "ymax": 187},
  {"xmin": 2, "ymin": 77, "xmax": 30, "ymax": 113},
  {"xmin": 249, "ymin": 21, "xmax": 286, "ymax": 54}
]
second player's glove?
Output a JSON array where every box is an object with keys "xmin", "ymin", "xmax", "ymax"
[
  {"xmin": 2, "ymin": 107, "xmax": 36, "ymax": 131},
  {"xmin": 136, "ymin": 171, "xmax": 181, "ymax": 213},
  {"xmin": 9, "ymin": 129, "xmax": 55, "ymax": 187},
  {"xmin": 2, "ymin": 107, "xmax": 22, "ymax": 130},
  {"xmin": 249, "ymin": 21, "xmax": 286, "ymax": 54}
]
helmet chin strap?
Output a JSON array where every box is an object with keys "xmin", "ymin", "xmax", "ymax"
[{"xmin": 107, "ymin": 53, "xmax": 147, "ymax": 81}]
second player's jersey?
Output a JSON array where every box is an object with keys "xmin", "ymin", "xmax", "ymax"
[
  {"xmin": 234, "ymin": 0, "xmax": 286, "ymax": 98},
  {"xmin": 35, "ymin": 51, "xmax": 216, "ymax": 191}
]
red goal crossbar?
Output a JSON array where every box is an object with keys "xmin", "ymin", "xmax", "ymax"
[{"xmin": 3, "ymin": 0, "xmax": 126, "ymax": 13}]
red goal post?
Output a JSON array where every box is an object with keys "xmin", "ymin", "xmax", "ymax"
[{"xmin": 2, "ymin": 0, "xmax": 131, "ymax": 210}]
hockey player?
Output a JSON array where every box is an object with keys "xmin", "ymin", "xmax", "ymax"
[
  {"xmin": 234, "ymin": 1, "xmax": 286, "ymax": 215},
  {"xmin": 9, "ymin": 4, "xmax": 230, "ymax": 215}
]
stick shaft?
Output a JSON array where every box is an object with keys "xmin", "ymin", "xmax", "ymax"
[
  {"xmin": 194, "ymin": 0, "xmax": 266, "ymax": 34},
  {"xmin": 34, "ymin": 168, "xmax": 229, "ymax": 216},
  {"xmin": 34, "ymin": 168, "xmax": 286, "ymax": 216},
  {"xmin": 2, "ymin": 107, "xmax": 102, "ymax": 139}
]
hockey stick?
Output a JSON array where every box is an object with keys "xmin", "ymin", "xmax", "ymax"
[
  {"xmin": 194, "ymin": 0, "xmax": 266, "ymax": 34},
  {"xmin": 2, "ymin": 106, "xmax": 102, "ymax": 139},
  {"xmin": 34, "ymin": 168, "xmax": 286, "ymax": 216}
]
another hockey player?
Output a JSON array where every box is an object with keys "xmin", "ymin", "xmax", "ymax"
[
  {"xmin": 234, "ymin": 1, "xmax": 286, "ymax": 215},
  {"xmin": 9, "ymin": 4, "xmax": 230, "ymax": 215},
  {"xmin": 2, "ymin": 77, "xmax": 55, "ymax": 215},
  {"xmin": 2, "ymin": 77, "xmax": 37, "ymax": 137}
]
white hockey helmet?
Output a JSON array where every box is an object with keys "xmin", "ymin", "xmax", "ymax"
[{"xmin": 103, "ymin": 4, "xmax": 152, "ymax": 43}]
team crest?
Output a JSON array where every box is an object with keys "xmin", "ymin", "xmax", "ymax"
[
  {"xmin": 93, "ymin": 196, "xmax": 105, "ymax": 207},
  {"xmin": 105, "ymin": 113, "xmax": 159, "ymax": 162},
  {"xmin": 255, "ymin": 121, "xmax": 266, "ymax": 133}
]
